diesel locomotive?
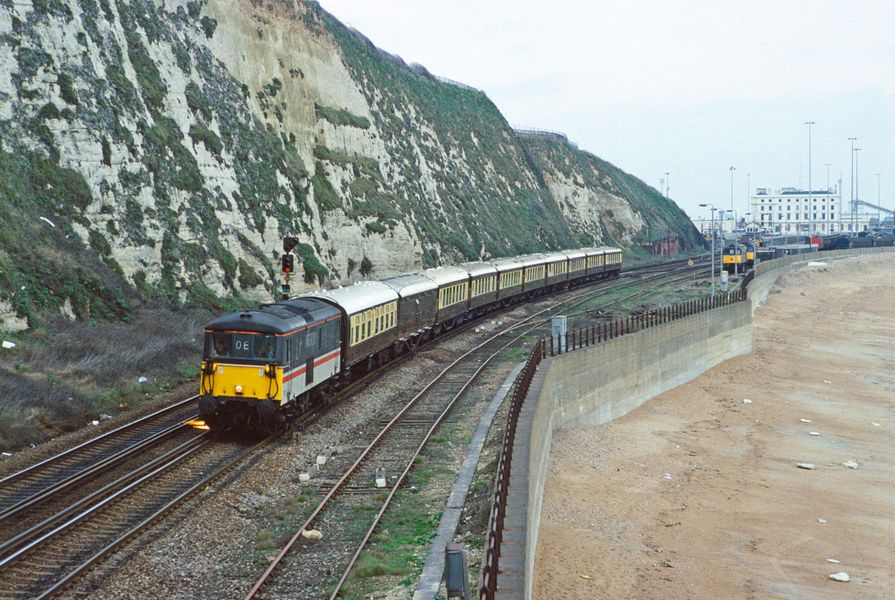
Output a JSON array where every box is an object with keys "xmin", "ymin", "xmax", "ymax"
[{"xmin": 198, "ymin": 247, "xmax": 623, "ymax": 432}]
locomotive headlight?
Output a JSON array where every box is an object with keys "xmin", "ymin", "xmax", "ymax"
[{"xmin": 235, "ymin": 385, "xmax": 244, "ymax": 394}]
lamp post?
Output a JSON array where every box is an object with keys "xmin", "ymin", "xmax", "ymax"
[
  {"xmin": 876, "ymin": 173, "xmax": 882, "ymax": 229},
  {"xmin": 665, "ymin": 172, "xmax": 670, "ymax": 198},
  {"xmin": 699, "ymin": 203, "xmax": 716, "ymax": 296},
  {"xmin": 849, "ymin": 137, "xmax": 857, "ymax": 232},
  {"xmin": 746, "ymin": 172, "xmax": 751, "ymax": 211},
  {"xmin": 855, "ymin": 147, "xmax": 862, "ymax": 232},
  {"xmin": 726, "ymin": 209, "xmax": 739, "ymax": 274},
  {"xmin": 729, "ymin": 166, "xmax": 736, "ymax": 216},
  {"xmin": 805, "ymin": 121, "xmax": 815, "ymax": 235}
]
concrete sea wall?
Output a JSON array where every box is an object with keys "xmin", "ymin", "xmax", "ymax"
[{"xmin": 496, "ymin": 246, "xmax": 894, "ymax": 600}]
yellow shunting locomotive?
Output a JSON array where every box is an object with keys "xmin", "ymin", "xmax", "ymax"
[{"xmin": 721, "ymin": 244, "xmax": 747, "ymax": 273}]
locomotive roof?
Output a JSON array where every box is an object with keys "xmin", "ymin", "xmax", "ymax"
[
  {"xmin": 204, "ymin": 297, "xmax": 339, "ymax": 334},
  {"xmin": 423, "ymin": 265, "xmax": 470, "ymax": 286},
  {"xmin": 561, "ymin": 250, "xmax": 587, "ymax": 260},
  {"xmin": 302, "ymin": 280, "xmax": 399, "ymax": 315},
  {"xmin": 458, "ymin": 261, "xmax": 498, "ymax": 277},
  {"xmin": 381, "ymin": 273, "xmax": 438, "ymax": 297}
]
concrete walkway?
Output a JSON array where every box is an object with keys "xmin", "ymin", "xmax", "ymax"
[{"xmin": 413, "ymin": 363, "xmax": 525, "ymax": 600}]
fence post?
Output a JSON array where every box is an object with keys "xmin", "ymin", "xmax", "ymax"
[{"xmin": 549, "ymin": 335, "xmax": 554, "ymax": 357}]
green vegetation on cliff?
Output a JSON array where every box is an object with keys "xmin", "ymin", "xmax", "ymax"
[{"xmin": 316, "ymin": 4, "xmax": 586, "ymax": 261}]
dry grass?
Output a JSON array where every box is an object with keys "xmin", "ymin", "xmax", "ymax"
[{"xmin": 0, "ymin": 309, "xmax": 211, "ymax": 451}]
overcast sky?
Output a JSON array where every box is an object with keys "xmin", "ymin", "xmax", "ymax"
[{"xmin": 317, "ymin": 0, "xmax": 895, "ymax": 222}]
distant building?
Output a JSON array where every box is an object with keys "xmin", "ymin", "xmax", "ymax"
[
  {"xmin": 690, "ymin": 215, "xmax": 737, "ymax": 238},
  {"xmin": 751, "ymin": 187, "xmax": 843, "ymax": 234}
]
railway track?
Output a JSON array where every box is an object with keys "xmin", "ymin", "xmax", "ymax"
[
  {"xmin": 0, "ymin": 397, "xmax": 200, "ymax": 516},
  {"xmin": 0, "ymin": 431, "xmax": 274, "ymax": 600},
  {"xmin": 0, "ymin": 255, "xmax": 708, "ymax": 599},
  {"xmin": 244, "ymin": 260, "xmax": 707, "ymax": 599}
]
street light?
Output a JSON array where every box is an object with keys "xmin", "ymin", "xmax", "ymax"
[
  {"xmin": 665, "ymin": 172, "xmax": 670, "ymax": 198},
  {"xmin": 699, "ymin": 203, "xmax": 717, "ymax": 296},
  {"xmin": 849, "ymin": 137, "xmax": 857, "ymax": 232},
  {"xmin": 855, "ymin": 147, "xmax": 862, "ymax": 232},
  {"xmin": 746, "ymin": 172, "xmax": 751, "ymax": 209},
  {"xmin": 805, "ymin": 121, "xmax": 815, "ymax": 234},
  {"xmin": 729, "ymin": 166, "xmax": 736, "ymax": 216}
]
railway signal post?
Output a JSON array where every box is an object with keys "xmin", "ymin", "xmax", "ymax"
[{"xmin": 281, "ymin": 236, "xmax": 301, "ymax": 300}]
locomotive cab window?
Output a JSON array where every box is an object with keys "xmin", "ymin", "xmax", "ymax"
[{"xmin": 206, "ymin": 332, "xmax": 280, "ymax": 362}]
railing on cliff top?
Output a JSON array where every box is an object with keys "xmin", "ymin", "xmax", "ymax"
[
  {"xmin": 478, "ymin": 287, "xmax": 746, "ymax": 599},
  {"xmin": 479, "ymin": 339, "xmax": 544, "ymax": 600}
]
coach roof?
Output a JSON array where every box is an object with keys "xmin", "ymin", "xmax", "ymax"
[{"xmin": 301, "ymin": 281, "xmax": 399, "ymax": 316}]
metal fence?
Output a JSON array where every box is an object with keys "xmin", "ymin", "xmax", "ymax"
[
  {"xmin": 548, "ymin": 289, "xmax": 746, "ymax": 356},
  {"xmin": 479, "ymin": 340, "xmax": 544, "ymax": 600}
]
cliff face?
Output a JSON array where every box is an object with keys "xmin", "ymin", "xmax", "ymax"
[{"xmin": 0, "ymin": 0, "xmax": 701, "ymax": 331}]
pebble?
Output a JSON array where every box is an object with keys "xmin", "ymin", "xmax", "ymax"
[
  {"xmin": 797, "ymin": 463, "xmax": 816, "ymax": 470},
  {"xmin": 800, "ymin": 418, "xmax": 812, "ymax": 423},
  {"xmin": 872, "ymin": 422, "xmax": 881, "ymax": 427},
  {"xmin": 828, "ymin": 572, "xmax": 850, "ymax": 582},
  {"xmin": 300, "ymin": 529, "xmax": 323, "ymax": 540},
  {"xmin": 817, "ymin": 518, "xmax": 828, "ymax": 524},
  {"xmin": 742, "ymin": 399, "xmax": 752, "ymax": 404},
  {"xmin": 808, "ymin": 431, "xmax": 820, "ymax": 436},
  {"xmin": 826, "ymin": 558, "xmax": 840, "ymax": 564},
  {"xmin": 663, "ymin": 473, "xmax": 672, "ymax": 480},
  {"xmin": 842, "ymin": 460, "xmax": 859, "ymax": 470},
  {"xmin": 823, "ymin": 380, "xmax": 832, "ymax": 384}
]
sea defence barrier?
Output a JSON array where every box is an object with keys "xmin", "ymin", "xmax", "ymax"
[{"xmin": 479, "ymin": 246, "xmax": 893, "ymax": 600}]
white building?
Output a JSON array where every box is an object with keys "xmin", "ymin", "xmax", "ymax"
[
  {"xmin": 751, "ymin": 186, "xmax": 843, "ymax": 234},
  {"xmin": 691, "ymin": 216, "xmax": 737, "ymax": 236}
]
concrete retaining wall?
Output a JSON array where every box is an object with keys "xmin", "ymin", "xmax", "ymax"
[
  {"xmin": 513, "ymin": 302, "xmax": 752, "ymax": 598},
  {"xmin": 505, "ymin": 246, "xmax": 894, "ymax": 599}
]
